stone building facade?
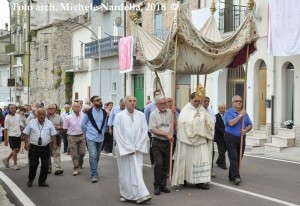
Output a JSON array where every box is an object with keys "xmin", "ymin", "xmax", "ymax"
[{"xmin": 30, "ymin": 19, "xmax": 76, "ymax": 107}]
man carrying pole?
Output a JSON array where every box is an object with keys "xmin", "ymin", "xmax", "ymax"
[{"xmin": 224, "ymin": 95, "xmax": 252, "ymax": 185}]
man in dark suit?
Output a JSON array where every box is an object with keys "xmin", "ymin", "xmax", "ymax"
[{"xmin": 214, "ymin": 103, "xmax": 227, "ymax": 169}]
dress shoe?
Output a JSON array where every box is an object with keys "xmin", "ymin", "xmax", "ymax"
[
  {"xmin": 54, "ymin": 169, "xmax": 64, "ymax": 175},
  {"xmin": 39, "ymin": 182, "xmax": 49, "ymax": 187},
  {"xmin": 195, "ymin": 183, "xmax": 210, "ymax": 190},
  {"xmin": 218, "ymin": 164, "xmax": 227, "ymax": 169},
  {"xmin": 234, "ymin": 178, "xmax": 242, "ymax": 185},
  {"xmin": 27, "ymin": 180, "xmax": 33, "ymax": 187},
  {"xmin": 47, "ymin": 170, "xmax": 52, "ymax": 174},
  {"xmin": 154, "ymin": 187, "xmax": 160, "ymax": 195},
  {"xmin": 160, "ymin": 186, "xmax": 170, "ymax": 193}
]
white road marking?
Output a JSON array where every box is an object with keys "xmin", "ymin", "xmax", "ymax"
[
  {"xmin": 211, "ymin": 182, "xmax": 299, "ymax": 206},
  {"xmin": 244, "ymin": 154, "xmax": 300, "ymax": 165},
  {"xmin": 0, "ymin": 171, "xmax": 36, "ymax": 206}
]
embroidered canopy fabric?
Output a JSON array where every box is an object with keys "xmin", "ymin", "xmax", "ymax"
[{"xmin": 136, "ymin": 4, "xmax": 259, "ymax": 75}]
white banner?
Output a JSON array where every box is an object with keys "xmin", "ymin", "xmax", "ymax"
[{"xmin": 268, "ymin": 0, "xmax": 300, "ymax": 56}]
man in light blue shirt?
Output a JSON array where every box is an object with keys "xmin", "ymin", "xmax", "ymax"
[
  {"xmin": 81, "ymin": 96, "xmax": 107, "ymax": 183},
  {"xmin": 107, "ymin": 99, "xmax": 125, "ymax": 136}
]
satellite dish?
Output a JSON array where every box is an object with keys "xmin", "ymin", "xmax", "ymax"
[{"xmin": 114, "ymin": 17, "xmax": 122, "ymax": 27}]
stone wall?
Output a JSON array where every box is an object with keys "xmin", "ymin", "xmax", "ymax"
[{"xmin": 30, "ymin": 20, "xmax": 75, "ymax": 108}]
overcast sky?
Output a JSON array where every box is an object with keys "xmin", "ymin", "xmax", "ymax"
[{"xmin": 0, "ymin": 0, "xmax": 10, "ymax": 30}]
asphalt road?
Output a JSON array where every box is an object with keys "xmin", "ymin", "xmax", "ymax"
[{"xmin": 2, "ymin": 153, "xmax": 300, "ymax": 206}]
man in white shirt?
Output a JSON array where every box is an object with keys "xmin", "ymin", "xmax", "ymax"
[
  {"xmin": 2, "ymin": 104, "xmax": 23, "ymax": 170},
  {"xmin": 23, "ymin": 108, "xmax": 57, "ymax": 187}
]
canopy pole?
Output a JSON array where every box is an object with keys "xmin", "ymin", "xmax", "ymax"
[
  {"xmin": 204, "ymin": 74, "xmax": 207, "ymax": 88},
  {"xmin": 169, "ymin": 33, "xmax": 179, "ymax": 183},
  {"xmin": 154, "ymin": 71, "xmax": 165, "ymax": 95},
  {"xmin": 239, "ymin": 43, "xmax": 250, "ymax": 172}
]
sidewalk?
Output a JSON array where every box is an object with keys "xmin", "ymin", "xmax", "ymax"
[{"xmin": 245, "ymin": 146, "xmax": 300, "ymax": 162}]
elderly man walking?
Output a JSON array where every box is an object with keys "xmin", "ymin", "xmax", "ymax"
[
  {"xmin": 149, "ymin": 95, "xmax": 173, "ymax": 196},
  {"xmin": 63, "ymin": 102, "xmax": 86, "ymax": 176},
  {"xmin": 224, "ymin": 95, "xmax": 252, "ymax": 185},
  {"xmin": 23, "ymin": 108, "xmax": 57, "ymax": 187},
  {"xmin": 81, "ymin": 96, "xmax": 107, "ymax": 183},
  {"xmin": 114, "ymin": 95, "xmax": 152, "ymax": 204},
  {"xmin": 46, "ymin": 104, "xmax": 64, "ymax": 175}
]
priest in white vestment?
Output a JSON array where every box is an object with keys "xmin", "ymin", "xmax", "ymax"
[
  {"xmin": 113, "ymin": 95, "xmax": 152, "ymax": 204},
  {"xmin": 172, "ymin": 92, "xmax": 215, "ymax": 190}
]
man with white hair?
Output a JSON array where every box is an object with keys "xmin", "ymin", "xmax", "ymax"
[
  {"xmin": 149, "ymin": 95, "xmax": 173, "ymax": 196},
  {"xmin": 114, "ymin": 95, "xmax": 152, "ymax": 204}
]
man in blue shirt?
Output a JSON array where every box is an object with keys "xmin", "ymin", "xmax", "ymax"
[
  {"xmin": 107, "ymin": 99, "xmax": 125, "ymax": 136},
  {"xmin": 224, "ymin": 95, "xmax": 252, "ymax": 185},
  {"xmin": 81, "ymin": 96, "xmax": 107, "ymax": 183}
]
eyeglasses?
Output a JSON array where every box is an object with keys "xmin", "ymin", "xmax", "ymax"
[
  {"xmin": 233, "ymin": 100, "xmax": 243, "ymax": 103},
  {"xmin": 158, "ymin": 102, "xmax": 167, "ymax": 105},
  {"xmin": 94, "ymin": 99, "xmax": 102, "ymax": 102}
]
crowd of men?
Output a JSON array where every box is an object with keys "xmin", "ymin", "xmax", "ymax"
[{"xmin": 0, "ymin": 91, "xmax": 252, "ymax": 204}]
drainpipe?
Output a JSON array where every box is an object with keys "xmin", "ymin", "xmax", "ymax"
[
  {"xmin": 123, "ymin": 1, "xmax": 127, "ymax": 97},
  {"xmin": 271, "ymin": 56, "xmax": 276, "ymax": 135}
]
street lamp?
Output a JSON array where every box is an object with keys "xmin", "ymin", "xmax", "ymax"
[{"xmin": 53, "ymin": 18, "xmax": 102, "ymax": 97}]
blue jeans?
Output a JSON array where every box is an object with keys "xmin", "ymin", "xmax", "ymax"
[{"xmin": 86, "ymin": 139, "xmax": 103, "ymax": 177}]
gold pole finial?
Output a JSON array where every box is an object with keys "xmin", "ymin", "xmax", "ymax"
[
  {"xmin": 248, "ymin": 0, "xmax": 255, "ymax": 11},
  {"xmin": 210, "ymin": 0, "xmax": 216, "ymax": 15},
  {"xmin": 129, "ymin": 11, "xmax": 139, "ymax": 24},
  {"xmin": 196, "ymin": 84, "xmax": 206, "ymax": 101}
]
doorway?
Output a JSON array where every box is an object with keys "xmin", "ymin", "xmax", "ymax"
[
  {"xmin": 259, "ymin": 62, "xmax": 267, "ymax": 125},
  {"xmin": 133, "ymin": 74, "xmax": 144, "ymax": 110}
]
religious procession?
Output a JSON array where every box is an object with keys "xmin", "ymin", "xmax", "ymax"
[{"xmin": 2, "ymin": 0, "xmax": 300, "ymax": 205}]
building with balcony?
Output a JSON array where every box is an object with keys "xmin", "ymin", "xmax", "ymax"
[
  {"xmin": 124, "ymin": 0, "xmax": 299, "ymax": 148},
  {"xmin": 89, "ymin": 0, "xmax": 125, "ymax": 105},
  {"xmin": 67, "ymin": 19, "xmax": 92, "ymax": 103},
  {"xmin": 6, "ymin": 0, "xmax": 31, "ymax": 104}
]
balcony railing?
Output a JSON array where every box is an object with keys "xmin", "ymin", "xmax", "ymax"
[
  {"xmin": 85, "ymin": 36, "xmax": 121, "ymax": 58},
  {"xmin": 64, "ymin": 56, "xmax": 89, "ymax": 72},
  {"xmin": 152, "ymin": 27, "xmax": 170, "ymax": 41},
  {"xmin": 219, "ymin": 5, "xmax": 246, "ymax": 33}
]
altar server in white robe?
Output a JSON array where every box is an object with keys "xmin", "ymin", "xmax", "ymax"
[{"xmin": 114, "ymin": 95, "xmax": 152, "ymax": 204}]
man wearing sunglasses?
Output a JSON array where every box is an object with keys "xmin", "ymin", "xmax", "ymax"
[
  {"xmin": 46, "ymin": 104, "xmax": 64, "ymax": 175},
  {"xmin": 224, "ymin": 95, "xmax": 252, "ymax": 185}
]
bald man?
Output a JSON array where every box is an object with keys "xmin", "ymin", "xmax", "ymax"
[
  {"xmin": 214, "ymin": 103, "xmax": 227, "ymax": 169},
  {"xmin": 24, "ymin": 108, "xmax": 57, "ymax": 187}
]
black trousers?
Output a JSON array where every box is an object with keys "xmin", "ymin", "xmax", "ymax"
[
  {"xmin": 102, "ymin": 132, "xmax": 113, "ymax": 153},
  {"xmin": 28, "ymin": 144, "xmax": 50, "ymax": 184},
  {"xmin": 62, "ymin": 132, "xmax": 69, "ymax": 152},
  {"xmin": 224, "ymin": 133, "xmax": 245, "ymax": 181},
  {"xmin": 215, "ymin": 138, "xmax": 227, "ymax": 167},
  {"xmin": 152, "ymin": 138, "xmax": 170, "ymax": 188}
]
